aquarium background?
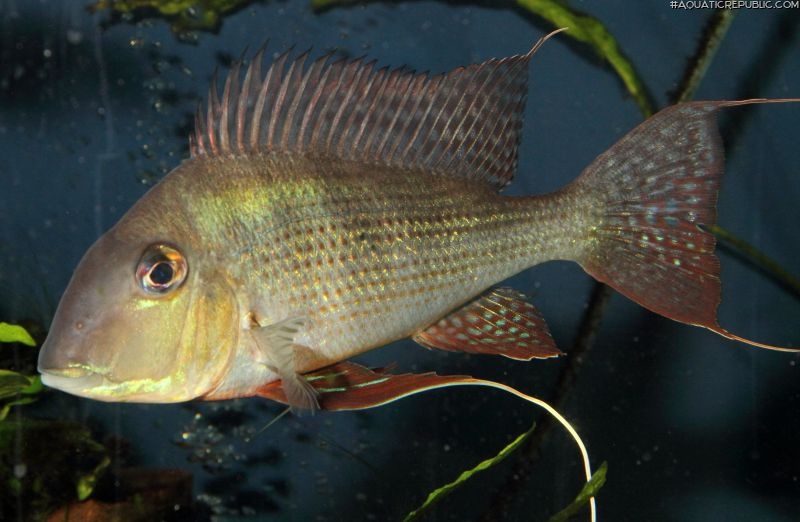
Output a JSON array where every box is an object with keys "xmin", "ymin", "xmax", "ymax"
[{"xmin": 1, "ymin": 1, "xmax": 799, "ymax": 520}]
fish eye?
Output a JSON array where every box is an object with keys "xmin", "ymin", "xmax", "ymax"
[{"xmin": 136, "ymin": 244, "xmax": 188, "ymax": 295}]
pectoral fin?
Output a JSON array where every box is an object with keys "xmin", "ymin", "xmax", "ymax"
[
  {"xmin": 413, "ymin": 287, "xmax": 562, "ymax": 360},
  {"xmin": 250, "ymin": 316, "xmax": 319, "ymax": 412}
]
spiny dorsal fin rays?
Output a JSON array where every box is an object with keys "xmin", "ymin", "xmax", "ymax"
[
  {"xmin": 374, "ymin": 66, "xmax": 413, "ymax": 158},
  {"xmin": 352, "ymin": 65, "xmax": 396, "ymax": 156},
  {"xmin": 252, "ymin": 48, "xmax": 291, "ymax": 152},
  {"xmin": 274, "ymin": 50, "xmax": 309, "ymax": 150},
  {"xmin": 234, "ymin": 52, "xmax": 253, "ymax": 153},
  {"xmin": 313, "ymin": 57, "xmax": 361, "ymax": 150},
  {"xmin": 191, "ymin": 29, "xmax": 567, "ymax": 191},
  {"xmin": 219, "ymin": 60, "xmax": 241, "ymax": 155},
  {"xmin": 296, "ymin": 52, "xmax": 336, "ymax": 151},
  {"xmin": 326, "ymin": 58, "xmax": 373, "ymax": 151},
  {"xmin": 207, "ymin": 69, "xmax": 220, "ymax": 155}
]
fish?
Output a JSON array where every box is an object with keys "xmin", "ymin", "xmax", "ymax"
[{"xmin": 37, "ymin": 30, "xmax": 799, "ymax": 410}]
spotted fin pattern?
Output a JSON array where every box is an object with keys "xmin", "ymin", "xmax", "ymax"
[
  {"xmin": 190, "ymin": 31, "xmax": 563, "ymax": 191},
  {"xmin": 412, "ymin": 287, "xmax": 562, "ymax": 360},
  {"xmin": 576, "ymin": 99, "xmax": 800, "ymax": 351}
]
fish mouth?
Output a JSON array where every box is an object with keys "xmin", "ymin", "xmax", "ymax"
[
  {"xmin": 39, "ymin": 367, "xmax": 111, "ymax": 399},
  {"xmin": 39, "ymin": 366, "xmax": 186, "ymax": 403}
]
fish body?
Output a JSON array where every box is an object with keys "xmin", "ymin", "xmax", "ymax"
[
  {"xmin": 179, "ymin": 154, "xmax": 590, "ymax": 390},
  {"xmin": 37, "ymin": 32, "xmax": 798, "ymax": 408}
]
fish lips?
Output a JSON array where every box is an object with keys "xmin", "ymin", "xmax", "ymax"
[{"xmin": 38, "ymin": 366, "xmax": 108, "ymax": 398}]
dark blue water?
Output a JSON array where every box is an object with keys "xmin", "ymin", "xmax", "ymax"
[{"xmin": 1, "ymin": 1, "xmax": 799, "ymax": 520}]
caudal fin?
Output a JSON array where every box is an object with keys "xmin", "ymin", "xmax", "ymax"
[{"xmin": 573, "ymin": 99, "xmax": 799, "ymax": 352}]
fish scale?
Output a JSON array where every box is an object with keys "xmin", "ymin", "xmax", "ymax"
[{"xmin": 175, "ymin": 154, "xmax": 578, "ymax": 370}]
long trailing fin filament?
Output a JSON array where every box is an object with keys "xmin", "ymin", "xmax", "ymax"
[{"xmin": 455, "ymin": 378, "xmax": 597, "ymax": 522}]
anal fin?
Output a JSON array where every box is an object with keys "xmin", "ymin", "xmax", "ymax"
[{"xmin": 413, "ymin": 287, "xmax": 562, "ymax": 360}]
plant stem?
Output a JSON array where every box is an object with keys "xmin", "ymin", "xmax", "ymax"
[
  {"xmin": 708, "ymin": 224, "xmax": 800, "ymax": 299},
  {"xmin": 675, "ymin": 9, "xmax": 737, "ymax": 103}
]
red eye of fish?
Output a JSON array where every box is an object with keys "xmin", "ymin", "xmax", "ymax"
[{"xmin": 136, "ymin": 244, "xmax": 188, "ymax": 295}]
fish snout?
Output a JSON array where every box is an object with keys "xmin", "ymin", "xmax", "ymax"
[
  {"xmin": 37, "ymin": 313, "xmax": 108, "ymax": 375},
  {"xmin": 38, "ymin": 326, "xmax": 111, "ymax": 397}
]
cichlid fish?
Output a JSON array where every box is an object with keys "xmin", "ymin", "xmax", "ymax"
[{"xmin": 37, "ymin": 32, "xmax": 799, "ymax": 410}]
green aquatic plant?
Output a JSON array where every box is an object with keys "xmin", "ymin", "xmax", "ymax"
[
  {"xmin": 675, "ymin": 9, "xmax": 736, "ymax": 104},
  {"xmin": 87, "ymin": 0, "xmax": 256, "ymax": 33},
  {"xmin": 0, "ymin": 372, "xmax": 42, "ymax": 422},
  {"xmin": 513, "ymin": 0, "xmax": 653, "ymax": 117},
  {"xmin": 404, "ymin": 425, "xmax": 535, "ymax": 521},
  {"xmin": 0, "ymin": 419, "xmax": 110, "ymax": 519},
  {"xmin": 548, "ymin": 462, "xmax": 607, "ymax": 522},
  {"xmin": 0, "ymin": 323, "xmax": 42, "ymax": 421},
  {"xmin": 76, "ymin": 456, "xmax": 112, "ymax": 501},
  {"xmin": 0, "ymin": 322, "xmax": 36, "ymax": 346},
  {"xmin": 402, "ymin": 420, "xmax": 606, "ymax": 522},
  {"xmin": 0, "ymin": 323, "xmax": 188, "ymax": 517}
]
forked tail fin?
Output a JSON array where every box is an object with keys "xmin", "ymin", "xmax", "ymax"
[{"xmin": 573, "ymin": 99, "xmax": 799, "ymax": 352}]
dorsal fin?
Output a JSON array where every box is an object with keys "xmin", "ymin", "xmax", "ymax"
[{"xmin": 191, "ymin": 30, "xmax": 564, "ymax": 191}]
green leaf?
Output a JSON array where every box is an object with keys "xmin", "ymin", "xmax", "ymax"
[
  {"xmin": 0, "ymin": 323, "xmax": 36, "ymax": 346},
  {"xmin": 87, "ymin": 0, "xmax": 252, "ymax": 32},
  {"xmin": 20, "ymin": 375, "xmax": 43, "ymax": 395},
  {"xmin": 404, "ymin": 425, "xmax": 534, "ymax": 521},
  {"xmin": 516, "ymin": 0, "xmax": 652, "ymax": 118},
  {"xmin": 8, "ymin": 477, "xmax": 22, "ymax": 496},
  {"xmin": 0, "ymin": 372, "xmax": 42, "ymax": 419},
  {"xmin": 0, "ymin": 371, "xmax": 34, "ymax": 400},
  {"xmin": 77, "ymin": 455, "xmax": 111, "ymax": 501},
  {"xmin": 547, "ymin": 461, "xmax": 608, "ymax": 522},
  {"xmin": 0, "ymin": 397, "xmax": 37, "ymax": 422}
]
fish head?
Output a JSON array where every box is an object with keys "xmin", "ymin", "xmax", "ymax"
[{"xmin": 38, "ymin": 195, "xmax": 239, "ymax": 403}]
